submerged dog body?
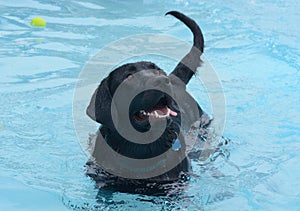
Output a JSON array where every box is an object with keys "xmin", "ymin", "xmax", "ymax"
[{"xmin": 86, "ymin": 11, "xmax": 211, "ymax": 194}]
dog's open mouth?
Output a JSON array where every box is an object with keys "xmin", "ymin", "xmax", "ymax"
[{"xmin": 133, "ymin": 97, "xmax": 177, "ymax": 123}]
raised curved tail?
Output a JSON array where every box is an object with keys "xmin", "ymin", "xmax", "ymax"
[{"xmin": 166, "ymin": 11, "xmax": 204, "ymax": 84}]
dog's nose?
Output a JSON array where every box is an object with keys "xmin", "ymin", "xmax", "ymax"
[{"xmin": 152, "ymin": 76, "xmax": 171, "ymax": 87}]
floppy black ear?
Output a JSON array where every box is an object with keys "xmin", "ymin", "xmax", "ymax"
[{"xmin": 86, "ymin": 78, "xmax": 114, "ymax": 128}]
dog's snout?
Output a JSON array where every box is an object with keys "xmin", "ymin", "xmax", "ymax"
[
  {"xmin": 162, "ymin": 76, "xmax": 171, "ymax": 84},
  {"xmin": 152, "ymin": 75, "xmax": 171, "ymax": 87}
]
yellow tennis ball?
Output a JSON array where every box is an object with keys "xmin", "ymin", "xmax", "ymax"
[{"xmin": 31, "ymin": 17, "xmax": 46, "ymax": 27}]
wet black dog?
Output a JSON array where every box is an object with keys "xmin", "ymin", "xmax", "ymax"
[{"xmin": 86, "ymin": 11, "xmax": 211, "ymax": 195}]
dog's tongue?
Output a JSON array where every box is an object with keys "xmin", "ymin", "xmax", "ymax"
[
  {"xmin": 152, "ymin": 106, "xmax": 177, "ymax": 117},
  {"xmin": 170, "ymin": 110, "xmax": 177, "ymax": 116},
  {"xmin": 149, "ymin": 107, "xmax": 177, "ymax": 124},
  {"xmin": 159, "ymin": 106, "xmax": 177, "ymax": 116},
  {"xmin": 168, "ymin": 107, "xmax": 178, "ymax": 116}
]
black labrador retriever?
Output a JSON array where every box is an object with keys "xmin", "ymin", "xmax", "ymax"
[{"xmin": 86, "ymin": 11, "xmax": 212, "ymax": 195}]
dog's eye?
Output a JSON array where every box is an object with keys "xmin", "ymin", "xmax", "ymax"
[{"xmin": 126, "ymin": 74, "xmax": 133, "ymax": 80}]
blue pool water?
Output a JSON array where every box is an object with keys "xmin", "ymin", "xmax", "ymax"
[{"xmin": 0, "ymin": 0, "xmax": 299, "ymax": 210}]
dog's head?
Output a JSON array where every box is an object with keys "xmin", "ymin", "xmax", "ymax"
[
  {"xmin": 87, "ymin": 61, "xmax": 182, "ymax": 133},
  {"xmin": 87, "ymin": 11, "xmax": 204, "ymax": 137}
]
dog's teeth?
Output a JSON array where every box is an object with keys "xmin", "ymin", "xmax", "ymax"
[
  {"xmin": 159, "ymin": 114, "xmax": 166, "ymax": 118},
  {"xmin": 139, "ymin": 110, "xmax": 151, "ymax": 117},
  {"xmin": 166, "ymin": 108, "xmax": 170, "ymax": 116},
  {"xmin": 146, "ymin": 109, "xmax": 172, "ymax": 119}
]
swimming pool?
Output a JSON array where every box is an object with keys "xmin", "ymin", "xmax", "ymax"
[{"xmin": 0, "ymin": 0, "xmax": 299, "ymax": 210}]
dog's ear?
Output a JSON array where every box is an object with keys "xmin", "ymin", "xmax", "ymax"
[
  {"xmin": 86, "ymin": 78, "xmax": 113, "ymax": 127},
  {"xmin": 86, "ymin": 87, "xmax": 98, "ymax": 121}
]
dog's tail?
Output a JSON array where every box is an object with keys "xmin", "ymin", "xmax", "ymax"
[{"xmin": 166, "ymin": 11, "xmax": 204, "ymax": 84}]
